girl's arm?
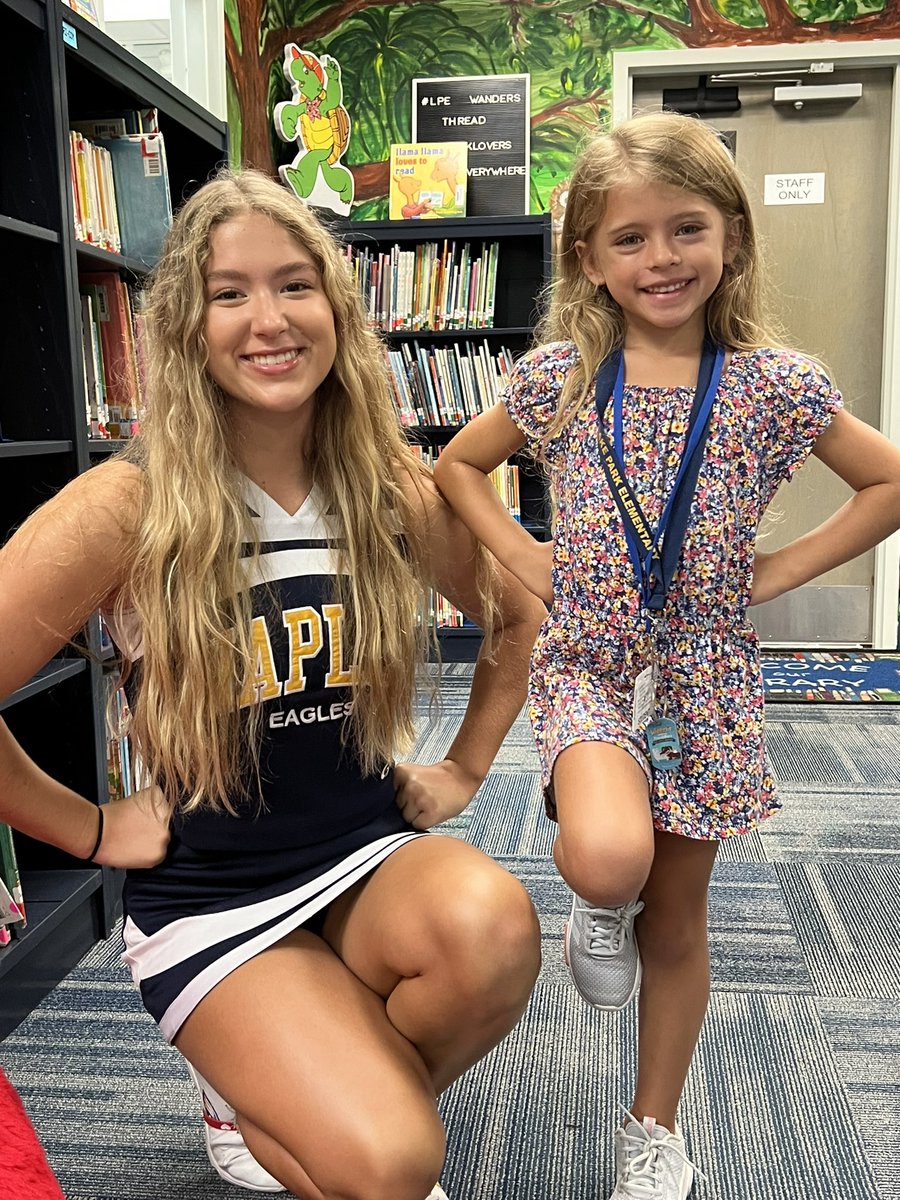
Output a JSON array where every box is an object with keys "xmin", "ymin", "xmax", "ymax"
[
  {"xmin": 393, "ymin": 467, "xmax": 546, "ymax": 829},
  {"xmin": 0, "ymin": 461, "xmax": 169, "ymax": 866},
  {"xmin": 433, "ymin": 405, "xmax": 553, "ymax": 604},
  {"xmin": 751, "ymin": 409, "xmax": 900, "ymax": 605}
]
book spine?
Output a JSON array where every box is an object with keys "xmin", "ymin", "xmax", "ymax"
[{"xmin": 0, "ymin": 823, "xmax": 26, "ymax": 933}]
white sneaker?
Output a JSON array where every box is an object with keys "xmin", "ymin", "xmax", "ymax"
[
  {"xmin": 609, "ymin": 1112, "xmax": 697, "ymax": 1199},
  {"xmin": 564, "ymin": 895, "xmax": 644, "ymax": 1009},
  {"xmin": 187, "ymin": 1064, "xmax": 286, "ymax": 1193}
]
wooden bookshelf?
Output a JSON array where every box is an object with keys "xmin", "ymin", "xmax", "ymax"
[{"xmin": 0, "ymin": 0, "xmax": 227, "ymax": 1039}]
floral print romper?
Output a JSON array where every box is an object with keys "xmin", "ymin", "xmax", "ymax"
[{"xmin": 502, "ymin": 343, "xmax": 842, "ymax": 840}]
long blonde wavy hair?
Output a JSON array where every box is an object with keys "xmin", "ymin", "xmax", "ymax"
[
  {"xmin": 536, "ymin": 111, "xmax": 784, "ymax": 444},
  {"xmin": 120, "ymin": 168, "xmax": 436, "ymax": 815}
]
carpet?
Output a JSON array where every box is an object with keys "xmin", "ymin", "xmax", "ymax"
[
  {"xmin": 761, "ymin": 651, "xmax": 900, "ymax": 702},
  {"xmin": 1, "ymin": 683, "xmax": 898, "ymax": 1199}
]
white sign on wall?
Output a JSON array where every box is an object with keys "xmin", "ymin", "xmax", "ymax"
[{"xmin": 764, "ymin": 172, "xmax": 826, "ymax": 206}]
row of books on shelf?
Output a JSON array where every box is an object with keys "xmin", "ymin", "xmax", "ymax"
[
  {"xmin": 410, "ymin": 443, "xmax": 521, "ymax": 520},
  {"xmin": 69, "ymin": 109, "xmax": 173, "ymax": 267},
  {"xmin": 80, "ymin": 273, "xmax": 144, "ymax": 440},
  {"xmin": 0, "ymin": 680, "xmax": 134, "ymax": 948},
  {"xmin": 345, "ymin": 239, "xmax": 500, "ymax": 333},
  {"xmin": 388, "ymin": 340, "xmax": 514, "ymax": 428}
]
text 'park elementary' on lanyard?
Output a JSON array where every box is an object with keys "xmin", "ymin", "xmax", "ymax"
[{"xmin": 593, "ymin": 338, "xmax": 725, "ymax": 620}]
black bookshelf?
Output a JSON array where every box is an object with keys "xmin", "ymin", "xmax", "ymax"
[
  {"xmin": 338, "ymin": 214, "xmax": 551, "ymax": 659},
  {"xmin": 0, "ymin": 0, "xmax": 227, "ymax": 1039}
]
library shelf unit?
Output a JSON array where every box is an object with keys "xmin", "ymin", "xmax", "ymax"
[
  {"xmin": 0, "ymin": 0, "xmax": 226, "ymax": 1039},
  {"xmin": 335, "ymin": 213, "xmax": 552, "ymax": 661}
]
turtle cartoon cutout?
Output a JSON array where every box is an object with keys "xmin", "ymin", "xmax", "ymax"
[{"xmin": 274, "ymin": 46, "xmax": 354, "ymax": 215}]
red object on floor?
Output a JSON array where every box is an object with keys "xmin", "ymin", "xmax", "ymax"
[{"xmin": 0, "ymin": 1066, "xmax": 65, "ymax": 1199}]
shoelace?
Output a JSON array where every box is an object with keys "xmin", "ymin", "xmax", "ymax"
[
  {"xmin": 616, "ymin": 1107, "xmax": 705, "ymax": 1199},
  {"xmin": 578, "ymin": 899, "xmax": 645, "ymax": 956}
]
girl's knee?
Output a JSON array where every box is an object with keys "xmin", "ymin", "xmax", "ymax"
[
  {"xmin": 290, "ymin": 1104, "xmax": 445, "ymax": 1200},
  {"xmin": 435, "ymin": 872, "xmax": 541, "ymax": 999},
  {"xmin": 557, "ymin": 835, "xmax": 653, "ymax": 908}
]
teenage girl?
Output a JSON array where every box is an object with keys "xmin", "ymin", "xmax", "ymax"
[
  {"xmin": 433, "ymin": 111, "xmax": 900, "ymax": 1199},
  {"xmin": 0, "ymin": 168, "xmax": 546, "ymax": 1200}
]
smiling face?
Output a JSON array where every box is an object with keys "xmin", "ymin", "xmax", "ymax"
[
  {"xmin": 576, "ymin": 178, "xmax": 742, "ymax": 345},
  {"xmin": 203, "ymin": 211, "xmax": 337, "ymax": 435}
]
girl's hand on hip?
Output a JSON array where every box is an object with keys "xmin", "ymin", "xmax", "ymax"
[
  {"xmin": 394, "ymin": 759, "xmax": 482, "ymax": 829},
  {"xmin": 94, "ymin": 786, "xmax": 171, "ymax": 868}
]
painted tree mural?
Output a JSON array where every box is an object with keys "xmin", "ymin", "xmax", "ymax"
[{"xmin": 224, "ymin": 0, "xmax": 896, "ymax": 218}]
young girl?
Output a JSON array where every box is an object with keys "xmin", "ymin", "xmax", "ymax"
[
  {"xmin": 433, "ymin": 111, "xmax": 900, "ymax": 1199},
  {"xmin": 0, "ymin": 169, "xmax": 546, "ymax": 1200}
]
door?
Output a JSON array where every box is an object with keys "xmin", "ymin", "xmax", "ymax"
[{"xmin": 629, "ymin": 67, "xmax": 893, "ymax": 646}]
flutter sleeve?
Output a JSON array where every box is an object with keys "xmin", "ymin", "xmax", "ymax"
[
  {"xmin": 753, "ymin": 348, "xmax": 844, "ymax": 493},
  {"xmin": 500, "ymin": 341, "xmax": 578, "ymax": 468}
]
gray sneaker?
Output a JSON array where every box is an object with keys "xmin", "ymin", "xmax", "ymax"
[
  {"xmin": 563, "ymin": 894, "xmax": 644, "ymax": 1010},
  {"xmin": 609, "ymin": 1113, "xmax": 697, "ymax": 1199}
]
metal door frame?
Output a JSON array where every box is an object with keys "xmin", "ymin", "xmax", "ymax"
[{"xmin": 614, "ymin": 43, "xmax": 900, "ymax": 649}]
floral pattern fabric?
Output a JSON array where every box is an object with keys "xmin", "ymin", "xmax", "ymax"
[{"xmin": 503, "ymin": 343, "xmax": 842, "ymax": 840}]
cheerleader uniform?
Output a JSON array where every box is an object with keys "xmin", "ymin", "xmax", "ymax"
[{"xmin": 110, "ymin": 480, "xmax": 424, "ymax": 1044}]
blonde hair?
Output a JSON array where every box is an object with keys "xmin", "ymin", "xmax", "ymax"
[
  {"xmin": 536, "ymin": 111, "xmax": 783, "ymax": 441},
  {"xmin": 120, "ymin": 168, "xmax": 436, "ymax": 814}
]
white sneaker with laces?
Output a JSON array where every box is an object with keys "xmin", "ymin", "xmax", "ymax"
[
  {"xmin": 188, "ymin": 1064, "xmax": 286, "ymax": 1193},
  {"xmin": 564, "ymin": 895, "xmax": 645, "ymax": 1009},
  {"xmin": 609, "ymin": 1112, "xmax": 698, "ymax": 1200}
]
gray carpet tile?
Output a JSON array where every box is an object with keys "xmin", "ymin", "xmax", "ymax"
[
  {"xmin": 815, "ymin": 999, "xmax": 900, "ymax": 1200},
  {"xmin": 3, "ymin": 675, "xmax": 899, "ymax": 1199},
  {"xmin": 774, "ymin": 862, "xmax": 900, "ymax": 1000}
]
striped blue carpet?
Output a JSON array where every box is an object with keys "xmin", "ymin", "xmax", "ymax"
[{"xmin": 1, "ymin": 668, "xmax": 898, "ymax": 1199}]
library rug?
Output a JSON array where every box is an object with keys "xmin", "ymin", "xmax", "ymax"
[
  {"xmin": 761, "ymin": 651, "xmax": 900, "ymax": 702},
  {"xmin": 1, "ymin": 671, "xmax": 898, "ymax": 1200}
]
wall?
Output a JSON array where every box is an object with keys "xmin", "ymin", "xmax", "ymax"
[{"xmin": 223, "ymin": 0, "xmax": 900, "ymax": 218}]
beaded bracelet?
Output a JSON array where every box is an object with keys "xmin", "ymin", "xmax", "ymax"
[{"xmin": 85, "ymin": 805, "xmax": 105, "ymax": 862}]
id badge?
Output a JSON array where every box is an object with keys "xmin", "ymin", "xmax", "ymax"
[
  {"xmin": 631, "ymin": 664, "xmax": 656, "ymax": 731},
  {"xmin": 646, "ymin": 717, "xmax": 682, "ymax": 771}
]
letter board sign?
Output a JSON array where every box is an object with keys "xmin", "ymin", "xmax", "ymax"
[{"xmin": 412, "ymin": 74, "xmax": 530, "ymax": 216}]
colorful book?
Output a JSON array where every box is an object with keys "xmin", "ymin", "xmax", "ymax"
[
  {"xmin": 0, "ymin": 823, "xmax": 26, "ymax": 934},
  {"xmin": 80, "ymin": 273, "xmax": 141, "ymax": 432},
  {"xmin": 389, "ymin": 143, "xmax": 467, "ymax": 221},
  {"xmin": 95, "ymin": 132, "xmax": 172, "ymax": 266}
]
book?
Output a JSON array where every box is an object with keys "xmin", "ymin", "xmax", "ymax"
[
  {"xmin": 0, "ymin": 823, "xmax": 26, "ymax": 934},
  {"xmin": 80, "ymin": 273, "xmax": 141, "ymax": 433},
  {"xmin": 389, "ymin": 143, "xmax": 467, "ymax": 221},
  {"xmin": 95, "ymin": 132, "xmax": 172, "ymax": 266},
  {"xmin": 62, "ymin": 0, "xmax": 100, "ymax": 24},
  {"xmin": 0, "ymin": 875, "xmax": 25, "ymax": 929}
]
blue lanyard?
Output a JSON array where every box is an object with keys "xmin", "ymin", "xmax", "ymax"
[{"xmin": 594, "ymin": 340, "xmax": 725, "ymax": 612}]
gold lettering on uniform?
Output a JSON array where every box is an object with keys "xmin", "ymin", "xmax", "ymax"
[
  {"xmin": 240, "ymin": 615, "xmax": 283, "ymax": 706},
  {"xmin": 283, "ymin": 607, "xmax": 323, "ymax": 695},
  {"xmin": 322, "ymin": 603, "xmax": 355, "ymax": 686}
]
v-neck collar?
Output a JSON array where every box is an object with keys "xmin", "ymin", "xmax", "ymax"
[{"xmin": 242, "ymin": 476, "xmax": 317, "ymax": 523}]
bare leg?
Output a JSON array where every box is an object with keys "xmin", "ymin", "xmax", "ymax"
[
  {"xmin": 175, "ymin": 835, "xmax": 540, "ymax": 1200},
  {"xmin": 631, "ymin": 829, "xmax": 719, "ymax": 1130},
  {"xmin": 552, "ymin": 741, "xmax": 654, "ymax": 905}
]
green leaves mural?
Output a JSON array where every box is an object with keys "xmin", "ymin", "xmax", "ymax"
[{"xmin": 224, "ymin": 0, "xmax": 896, "ymax": 219}]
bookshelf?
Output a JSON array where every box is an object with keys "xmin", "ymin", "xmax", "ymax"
[
  {"xmin": 337, "ymin": 214, "xmax": 552, "ymax": 660},
  {"xmin": 0, "ymin": 0, "xmax": 226, "ymax": 1038}
]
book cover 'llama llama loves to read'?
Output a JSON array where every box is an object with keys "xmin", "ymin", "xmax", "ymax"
[{"xmin": 389, "ymin": 142, "xmax": 468, "ymax": 220}]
